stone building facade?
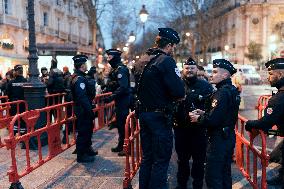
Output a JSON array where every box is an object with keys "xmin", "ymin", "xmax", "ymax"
[{"xmin": 0, "ymin": 0, "xmax": 104, "ymax": 76}]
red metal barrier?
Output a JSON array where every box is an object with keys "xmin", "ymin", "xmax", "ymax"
[
  {"xmin": 123, "ymin": 111, "xmax": 142, "ymax": 189},
  {"xmin": 255, "ymin": 95, "xmax": 271, "ymax": 119},
  {"xmin": 93, "ymin": 92, "xmax": 115, "ymax": 132},
  {"xmin": 235, "ymin": 114, "xmax": 269, "ymax": 189},
  {"xmin": 4, "ymin": 102, "xmax": 76, "ymax": 188},
  {"xmin": 45, "ymin": 93, "xmax": 66, "ymax": 106},
  {"xmin": 0, "ymin": 100, "xmax": 28, "ymax": 148}
]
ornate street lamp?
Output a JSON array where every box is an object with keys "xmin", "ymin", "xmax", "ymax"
[
  {"xmin": 128, "ymin": 31, "xmax": 136, "ymax": 43},
  {"xmin": 139, "ymin": 5, "xmax": 148, "ymax": 42}
]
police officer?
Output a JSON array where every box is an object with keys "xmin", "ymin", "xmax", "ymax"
[
  {"xmin": 189, "ymin": 59, "xmax": 240, "ymax": 189},
  {"xmin": 71, "ymin": 55, "xmax": 98, "ymax": 163},
  {"xmin": 6, "ymin": 65, "xmax": 28, "ymax": 135},
  {"xmin": 40, "ymin": 67, "xmax": 49, "ymax": 84},
  {"xmin": 105, "ymin": 49, "xmax": 130, "ymax": 156},
  {"xmin": 137, "ymin": 28, "xmax": 185, "ymax": 189},
  {"xmin": 245, "ymin": 58, "xmax": 284, "ymax": 186},
  {"xmin": 86, "ymin": 66, "xmax": 97, "ymax": 99},
  {"xmin": 174, "ymin": 57, "xmax": 213, "ymax": 189}
]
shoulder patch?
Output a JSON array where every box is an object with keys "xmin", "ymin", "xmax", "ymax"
[
  {"xmin": 175, "ymin": 67, "xmax": 181, "ymax": 77},
  {"xmin": 212, "ymin": 99, "xmax": 218, "ymax": 108},
  {"xmin": 80, "ymin": 83, "xmax": 85, "ymax": 90},
  {"xmin": 117, "ymin": 73, "xmax": 122, "ymax": 79},
  {"xmin": 266, "ymin": 107, "xmax": 273, "ymax": 115}
]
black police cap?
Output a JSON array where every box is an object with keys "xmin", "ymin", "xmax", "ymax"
[
  {"xmin": 158, "ymin": 28, "xmax": 180, "ymax": 44},
  {"xmin": 72, "ymin": 55, "xmax": 88, "ymax": 67},
  {"xmin": 105, "ymin": 49, "xmax": 122, "ymax": 56},
  {"xmin": 14, "ymin": 65, "xmax": 23, "ymax": 71},
  {"xmin": 213, "ymin": 59, "xmax": 237, "ymax": 75},
  {"xmin": 41, "ymin": 67, "xmax": 48, "ymax": 71},
  {"xmin": 184, "ymin": 57, "xmax": 197, "ymax": 65},
  {"xmin": 265, "ymin": 58, "xmax": 284, "ymax": 70}
]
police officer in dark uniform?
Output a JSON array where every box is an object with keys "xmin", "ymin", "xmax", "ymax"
[
  {"xmin": 174, "ymin": 57, "xmax": 213, "ymax": 189},
  {"xmin": 71, "ymin": 55, "xmax": 98, "ymax": 163},
  {"xmin": 6, "ymin": 65, "xmax": 28, "ymax": 135},
  {"xmin": 189, "ymin": 59, "xmax": 240, "ymax": 189},
  {"xmin": 105, "ymin": 49, "xmax": 130, "ymax": 156},
  {"xmin": 86, "ymin": 66, "xmax": 97, "ymax": 99},
  {"xmin": 137, "ymin": 28, "xmax": 185, "ymax": 189},
  {"xmin": 245, "ymin": 58, "xmax": 284, "ymax": 187}
]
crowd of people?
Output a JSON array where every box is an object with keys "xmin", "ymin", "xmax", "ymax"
[{"xmin": 1, "ymin": 27, "xmax": 284, "ymax": 189}]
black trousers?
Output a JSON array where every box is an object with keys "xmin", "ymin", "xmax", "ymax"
[
  {"xmin": 205, "ymin": 132, "xmax": 235, "ymax": 189},
  {"xmin": 174, "ymin": 127, "xmax": 207, "ymax": 189}
]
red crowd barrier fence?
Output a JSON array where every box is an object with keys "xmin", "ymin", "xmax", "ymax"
[
  {"xmin": 235, "ymin": 114, "xmax": 269, "ymax": 189},
  {"xmin": 93, "ymin": 92, "xmax": 115, "ymax": 132},
  {"xmin": 45, "ymin": 93, "xmax": 66, "ymax": 106},
  {"xmin": 255, "ymin": 95, "xmax": 271, "ymax": 119},
  {"xmin": 123, "ymin": 111, "xmax": 142, "ymax": 189},
  {"xmin": 4, "ymin": 102, "xmax": 76, "ymax": 189},
  {"xmin": 0, "ymin": 100, "xmax": 28, "ymax": 148}
]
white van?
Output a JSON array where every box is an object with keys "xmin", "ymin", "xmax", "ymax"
[{"xmin": 234, "ymin": 64, "xmax": 261, "ymax": 85}]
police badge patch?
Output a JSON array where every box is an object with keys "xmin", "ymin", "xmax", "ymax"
[
  {"xmin": 117, "ymin": 74, "xmax": 122, "ymax": 79},
  {"xmin": 80, "ymin": 83, "xmax": 85, "ymax": 89},
  {"xmin": 212, "ymin": 99, "xmax": 218, "ymax": 107},
  {"xmin": 266, "ymin": 107, "xmax": 273, "ymax": 115},
  {"xmin": 175, "ymin": 68, "xmax": 181, "ymax": 77}
]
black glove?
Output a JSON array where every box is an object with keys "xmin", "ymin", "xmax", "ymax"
[
  {"xmin": 245, "ymin": 122, "xmax": 255, "ymax": 132},
  {"xmin": 104, "ymin": 95, "xmax": 115, "ymax": 103}
]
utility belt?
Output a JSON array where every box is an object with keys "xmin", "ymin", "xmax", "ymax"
[
  {"xmin": 139, "ymin": 106, "xmax": 168, "ymax": 113},
  {"xmin": 267, "ymin": 129, "xmax": 284, "ymax": 137},
  {"xmin": 208, "ymin": 126, "xmax": 234, "ymax": 139}
]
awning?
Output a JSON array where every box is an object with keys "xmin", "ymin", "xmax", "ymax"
[{"xmin": 37, "ymin": 43, "xmax": 96, "ymax": 56}]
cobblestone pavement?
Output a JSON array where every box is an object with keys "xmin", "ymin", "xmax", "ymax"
[{"xmin": 0, "ymin": 85, "xmax": 282, "ymax": 189}]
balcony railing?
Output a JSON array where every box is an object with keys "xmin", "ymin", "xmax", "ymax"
[
  {"xmin": 4, "ymin": 15, "xmax": 19, "ymax": 27},
  {"xmin": 59, "ymin": 31, "xmax": 68, "ymax": 40}
]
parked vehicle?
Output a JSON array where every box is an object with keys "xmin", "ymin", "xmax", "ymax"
[{"xmin": 234, "ymin": 64, "xmax": 262, "ymax": 85}]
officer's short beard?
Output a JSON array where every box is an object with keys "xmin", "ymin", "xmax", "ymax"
[
  {"xmin": 186, "ymin": 74, "xmax": 197, "ymax": 82},
  {"xmin": 272, "ymin": 77, "xmax": 284, "ymax": 89}
]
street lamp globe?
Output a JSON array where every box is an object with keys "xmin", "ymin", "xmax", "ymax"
[
  {"xmin": 224, "ymin": 45, "xmax": 230, "ymax": 51},
  {"xmin": 269, "ymin": 34, "xmax": 277, "ymax": 42},
  {"xmin": 139, "ymin": 5, "xmax": 148, "ymax": 23},
  {"xmin": 128, "ymin": 31, "xmax": 136, "ymax": 43},
  {"xmin": 185, "ymin": 32, "xmax": 191, "ymax": 37}
]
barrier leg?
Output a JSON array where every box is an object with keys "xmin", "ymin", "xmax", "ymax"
[{"xmin": 9, "ymin": 181, "xmax": 24, "ymax": 189}]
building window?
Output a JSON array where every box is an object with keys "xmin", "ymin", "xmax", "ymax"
[
  {"xmin": 57, "ymin": 18, "xmax": 60, "ymax": 35},
  {"xmin": 4, "ymin": 0, "xmax": 11, "ymax": 15},
  {"xmin": 43, "ymin": 12, "xmax": 48, "ymax": 26},
  {"xmin": 56, "ymin": 0, "xmax": 61, "ymax": 5}
]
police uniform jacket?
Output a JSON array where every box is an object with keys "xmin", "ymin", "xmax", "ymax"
[
  {"xmin": 71, "ymin": 70, "xmax": 94, "ymax": 119},
  {"xmin": 107, "ymin": 63, "xmax": 130, "ymax": 107},
  {"xmin": 138, "ymin": 49, "xmax": 185, "ymax": 109},
  {"xmin": 47, "ymin": 68, "xmax": 65, "ymax": 94},
  {"xmin": 246, "ymin": 85, "xmax": 284, "ymax": 132},
  {"xmin": 198, "ymin": 78, "xmax": 240, "ymax": 133},
  {"xmin": 7, "ymin": 75, "xmax": 27, "ymax": 101},
  {"xmin": 175, "ymin": 76, "xmax": 213, "ymax": 126}
]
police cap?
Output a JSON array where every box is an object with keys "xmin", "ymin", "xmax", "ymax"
[
  {"xmin": 72, "ymin": 55, "xmax": 88, "ymax": 67},
  {"xmin": 14, "ymin": 65, "xmax": 23, "ymax": 71},
  {"xmin": 41, "ymin": 67, "xmax": 48, "ymax": 71},
  {"xmin": 105, "ymin": 49, "xmax": 122, "ymax": 56},
  {"xmin": 213, "ymin": 59, "xmax": 237, "ymax": 75},
  {"xmin": 184, "ymin": 57, "xmax": 197, "ymax": 66},
  {"xmin": 265, "ymin": 58, "xmax": 284, "ymax": 70},
  {"xmin": 158, "ymin": 28, "xmax": 180, "ymax": 44}
]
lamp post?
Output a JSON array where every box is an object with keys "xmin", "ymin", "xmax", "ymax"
[
  {"xmin": 139, "ymin": 4, "xmax": 148, "ymax": 42},
  {"xmin": 24, "ymin": 0, "xmax": 46, "ymax": 110},
  {"xmin": 21, "ymin": 0, "xmax": 47, "ymax": 153}
]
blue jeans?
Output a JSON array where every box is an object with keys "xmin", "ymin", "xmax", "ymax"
[{"xmin": 139, "ymin": 112, "xmax": 173, "ymax": 189}]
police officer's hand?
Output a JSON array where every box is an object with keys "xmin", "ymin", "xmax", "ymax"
[
  {"xmin": 192, "ymin": 109, "xmax": 205, "ymax": 115},
  {"xmin": 245, "ymin": 122, "xmax": 255, "ymax": 132},
  {"xmin": 188, "ymin": 112, "xmax": 200, "ymax": 123},
  {"xmin": 104, "ymin": 95, "xmax": 115, "ymax": 103}
]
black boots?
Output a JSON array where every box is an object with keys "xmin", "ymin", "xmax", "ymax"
[{"xmin": 86, "ymin": 147, "xmax": 98, "ymax": 156}]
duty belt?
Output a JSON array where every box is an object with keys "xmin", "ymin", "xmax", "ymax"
[{"xmin": 139, "ymin": 107, "xmax": 167, "ymax": 113}]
